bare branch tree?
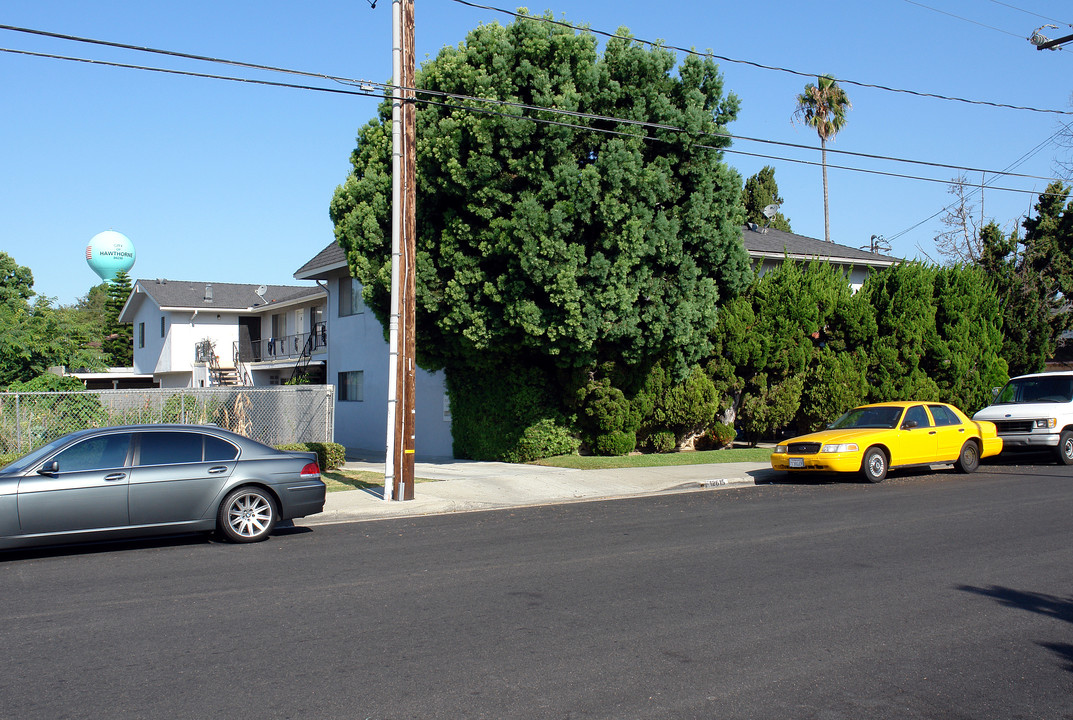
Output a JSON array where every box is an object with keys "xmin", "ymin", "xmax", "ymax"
[{"xmin": 933, "ymin": 175, "xmax": 984, "ymax": 264}]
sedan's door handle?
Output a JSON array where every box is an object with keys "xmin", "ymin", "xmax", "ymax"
[
  {"xmin": 104, "ymin": 473, "xmax": 126, "ymax": 482},
  {"xmin": 959, "ymin": 428, "xmax": 966, "ymax": 433},
  {"xmin": 929, "ymin": 431, "xmax": 937, "ymax": 435},
  {"xmin": 208, "ymin": 466, "xmax": 229, "ymax": 474}
]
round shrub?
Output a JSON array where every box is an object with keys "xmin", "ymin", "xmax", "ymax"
[
  {"xmin": 593, "ymin": 430, "xmax": 636, "ymax": 456},
  {"xmin": 513, "ymin": 419, "xmax": 580, "ymax": 462},
  {"xmin": 704, "ymin": 422, "xmax": 736, "ymax": 449}
]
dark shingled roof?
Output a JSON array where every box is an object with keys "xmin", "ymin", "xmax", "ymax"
[
  {"xmin": 133, "ymin": 279, "xmax": 323, "ymax": 311},
  {"xmin": 292, "ymin": 226, "xmax": 898, "ymax": 283},
  {"xmin": 294, "ymin": 242, "xmax": 347, "ymax": 280},
  {"xmin": 741, "ymin": 225, "xmax": 898, "ymax": 266}
]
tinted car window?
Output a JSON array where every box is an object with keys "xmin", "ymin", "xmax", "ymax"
[
  {"xmin": 204, "ymin": 435, "xmax": 239, "ymax": 461},
  {"xmin": 904, "ymin": 405, "xmax": 931, "ymax": 428},
  {"xmin": 53, "ymin": 433, "xmax": 132, "ymax": 472},
  {"xmin": 928, "ymin": 405, "xmax": 961, "ymax": 426},
  {"xmin": 139, "ymin": 432, "xmax": 203, "ymax": 465}
]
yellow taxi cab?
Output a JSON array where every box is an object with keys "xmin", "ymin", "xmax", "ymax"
[{"xmin": 769, "ymin": 401, "xmax": 1002, "ymax": 483}]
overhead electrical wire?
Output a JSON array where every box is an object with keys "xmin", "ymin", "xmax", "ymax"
[
  {"xmin": 1, "ymin": 43, "xmax": 1063, "ymax": 202},
  {"xmin": 5, "ymin": 13, "xmax": 1073, "ymax": 117},
  {"xmin": 986, "ymin": 0, "xmax": 1071, "ymax": 26},
  {"xmin": 902, "ymin": 0, "xmax": 1027, "ymax": 40},
  {"xmin": 0, "ymin": 23, "xmax": 1064, "ymax": 187},
  {"xmin": 446, "ymin": 0, "xmax": 1073, "ymax": 115},
  {"xmin": 887, "ymin": 122, "xmax": 1072, "ymax": 242}
]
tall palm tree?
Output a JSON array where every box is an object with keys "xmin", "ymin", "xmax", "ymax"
[{"xmin": 794, "ymin": 75, "xmax": 851, "ymax": 242}]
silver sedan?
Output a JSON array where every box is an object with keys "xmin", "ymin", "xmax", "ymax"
[{"xmin": 0, "ymin": 424, "xmax": 326, "ymax": 549}]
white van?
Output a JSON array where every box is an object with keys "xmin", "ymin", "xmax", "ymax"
[{"xmin": 972, "ymin": 371, "xmax": 1073, "ymax": 464}]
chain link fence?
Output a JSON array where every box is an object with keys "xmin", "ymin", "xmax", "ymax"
[{"xmin": 0, "ymin": 386, "xmax": 335, "ymax": 456}]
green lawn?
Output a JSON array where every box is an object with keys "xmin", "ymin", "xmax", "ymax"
[{"xmin": 529, "ymin": 446, "xmax": 773, "ymax": 470}]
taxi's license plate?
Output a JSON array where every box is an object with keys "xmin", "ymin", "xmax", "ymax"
[{"xmin": 788, "ymin": 458, "xmax": 804, "ymax": 468}]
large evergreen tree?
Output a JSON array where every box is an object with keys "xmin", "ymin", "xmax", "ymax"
[
  {"xmin": 331, "ymin": 13, "xmax": 750, "ymax": 459},
  {"xmin": 331, "ymin": 13, "xmax": 750, "ymax": 377},
  {"xmin": 102, "ymin": 270, "xmax": 133, "ymax": 367}
]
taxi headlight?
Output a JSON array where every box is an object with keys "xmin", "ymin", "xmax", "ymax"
[
  {"xmin": 1035, "ymin": 418, "xmax": 1057, "ymax": 429},
  {"xmin": 821, "ymin": 443, "xmax": 859, "ymax": 453},
  {"xmin": 774, "ymin": 444, "xmax": 787, "ymax": 454}
]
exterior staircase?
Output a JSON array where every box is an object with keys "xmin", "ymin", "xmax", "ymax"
[{"xmin": 208, "ymin": 354, "xmax": 240, "ymax": 386}]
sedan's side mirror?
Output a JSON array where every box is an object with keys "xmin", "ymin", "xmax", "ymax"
[
  {"xmin": 902, "ymin": 420, "xmax": 919, "ymax": 430},
  {"xmin": 38, "ymin": 460, "xmax": 59, "ymax": 476}
]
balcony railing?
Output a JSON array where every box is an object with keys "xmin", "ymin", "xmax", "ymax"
[{"xmin": 234, "ymin": 323, "xmax": 328, "ymax": 364}]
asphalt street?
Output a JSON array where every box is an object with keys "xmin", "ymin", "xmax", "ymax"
[{"xmin": 2, "ymin": 461, "xmax": 1072, "ymax": 719}]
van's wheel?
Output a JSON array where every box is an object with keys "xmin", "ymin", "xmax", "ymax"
[
  {"xmin": 1056, "ymin": 431, "xmax": 1073, "ymax": 466},
  {"xmin": 860, "ymin": 447, "xmax": 888, "ymax": 483},
  {"xmin": 954, "ymin": 440, "xmax": 980, "ymax": 473},
  {"xmin": 217, "ymin": 487, "xmax": 277, "ymax": 543}
]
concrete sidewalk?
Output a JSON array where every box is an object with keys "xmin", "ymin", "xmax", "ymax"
[{"xmin": 299, "ymin": 458, "xmax": 778, "ymax": 525}]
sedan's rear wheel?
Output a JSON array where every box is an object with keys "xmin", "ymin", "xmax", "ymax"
[
  {"xmin": 217, "ymin": 487, "xmax": 277, "ymax": 543},
  {"xmin": 954, "ymin": 440, "xmax": 980, "ymax": 473},
  {"xmin": 860, "ymin": 446, "xmax": 887, "ymax": 483}
]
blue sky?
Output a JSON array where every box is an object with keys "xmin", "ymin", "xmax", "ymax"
[{"xmin": 3, "ymin": 0, "xmax": 1071, "ymax": 306}]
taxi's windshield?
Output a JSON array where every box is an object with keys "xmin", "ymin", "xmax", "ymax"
[
  {"xmin": 994, "ymin": 375, "xmax": 1073, "ymax": 405},
  {"xmin": 829, "ymin": 406, "xmax": 903, "ymax": 430}
]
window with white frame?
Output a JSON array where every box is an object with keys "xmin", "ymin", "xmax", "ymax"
[
  {"xmin": 338, "ymin": 371, "xmax": 364, "ymax": 401},
  {"xmin": 138, "ymin": 322, "xmax": 145, "ymax": 348},
  {"xmin": 338, "ymin": 277, "xmax": 363, "ymax": 317}
]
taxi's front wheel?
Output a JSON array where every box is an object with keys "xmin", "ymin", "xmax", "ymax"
[{"xmin": 860, "ymin": 447, "xmax": 887, "ymax": 483}]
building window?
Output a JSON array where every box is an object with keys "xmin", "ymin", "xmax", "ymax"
[
  {"xmin": 271, "ymin": 313, "xmax": 286, "ymax": 338},
  {"xmin": 338, "ymin": 371, "xmax": 364, "ymax": 401},
  {"xmin": 160, "ymin": 316, "xmax": 166, "ymax": 338},
  {"xmin": 339, "ymin": 277, "xmax": 363, "ymax": 317},
  {"xmin": 138, "ymin": 322, "xmax": 145, "ymax": 348}
]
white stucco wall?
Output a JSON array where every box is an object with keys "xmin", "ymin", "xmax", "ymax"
[{"xmin": 326, "ymin": 278, "xmax": 453, "ymax": 459}]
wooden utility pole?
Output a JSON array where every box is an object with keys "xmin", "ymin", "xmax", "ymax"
[{"xmin": 385, "ymin": 0, "xmax": 416, "ymax": 501}]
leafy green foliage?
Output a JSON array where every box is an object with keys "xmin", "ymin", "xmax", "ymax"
[
  {"xmin": 0, "ymin": 253, "xmax": 108, "ymax": 386},
  {"xmin": 741, "ymin": 166, "xmax": 791, "ymax": 231},
  {"xmin": 446, "ymin": 362, "xmax": 575, "ymax": 462},
  {"xmin": 977, "ymin": 184, "xmax": 1073, "ymax": 376},
  {"xmin": 275, "ymin": 442, "xmax": 347, "ymax": 471},
  {"xmin": 858, "ymin": 263, "xmax": 941, "ymax": 403},
  {"xmin": 646, "ymin": 430, "xmax": 677, "ymax": 453},
  {"xmin": 592, "ymin": 429, "xmax": 637, "ymax": 456},
  {"xmin": 102, "ymin": 271, "xmax": 133, "ymax": 367},
  {"xmin": 331, "ymin": 12, "xmax": 751, "ymax": 461},
  {"xmin": 694, "ymin": 421, "xmax": 735, "ymax": 450},
  {"xmin": 926, "ymin": 265, "xmax": 1007, "ymax": 414},
  {"xmin": 332, "ymin": 12, "xmax": 749, "ymax": 377},
  {"xmin": 797, "ymin": 347, "xmax": 867, "ymax": 432}
]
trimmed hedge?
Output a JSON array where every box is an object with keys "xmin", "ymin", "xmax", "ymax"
[{"xmin": 276, "ymin": 442, "xmax": 346, "ymax": 470}]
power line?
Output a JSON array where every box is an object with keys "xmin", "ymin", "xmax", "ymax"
[
  {"xmin": 2, "ymin": 44, "xmax": 1065, "ymax": 200},
  {"xmin": 2, "ymin": 22, "xmax": 1063, "ymax": 185},
  {"xmin": 445, "ymin": 0, "xmax": 1073, "ymax": 116},
  {"xmin": 902, "ymin": 0, "xmax": 1026, "ymax": 39},
  {"xmin": 985, "ymin": 0, "xmax": 1071, "ymax": 27},
  {"xmin": 887, "ymin": 123, "xmax": 1071, "ymax": 242}
]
